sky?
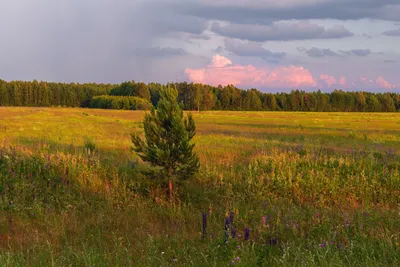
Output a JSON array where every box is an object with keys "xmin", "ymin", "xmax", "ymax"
[{"xmin": 0, "ymin": 0, "xmax": 400, "ymax": 92}]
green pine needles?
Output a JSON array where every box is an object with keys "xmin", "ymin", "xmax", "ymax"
[{"xmin": 131, "ymin": 85, "xmax": 200, "ymax": 201}]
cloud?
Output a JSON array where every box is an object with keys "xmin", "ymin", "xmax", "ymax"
[
  {"xmin": 185, "ymin": 54, "xmax": 317, "ymax": 89},
  {"xmin": 320, "ymin": 74, "xmax": 337, "ymax": 87},
  {"xmin": 211, "ymin": 21, "xmax": 354, "ymax": 42},
  {"xmin": 359, "ymin": 75, "xmax": 397, "ymax": 89},
  {"xmin": 319, "ymin": 25, "xmax": 354, "ymax": 39},
  {"xmin": 339, "ymin": 49, "xmax": 371, "ymax": 56},
  {"xmin": 300, "ymin": 47, "xmax": 372, "ymax": 58},
  {"xmin": 224, "ymin": 38, "xmax": 286, "ymax": 58},
  {"xmin": 185, "ymin": 54, "xmax": 400, "ymax": 91},
  {"xmin": 382, "ymin": 28, "xmax": 400, "ymax": 36},
  {"xmin": 339, "ymin": 76, "xmax": 347, "ymax": 86},
  {"xmin": 183, "ymin": 0, "xmax": 400, "ymax": 24},
  {"xmin": 304, "ymin": 47, "xmax": 339, "ymax": 58},
  {"xmin": 376, "ymin": 76, "xmax": 394, "ymax": 89}
]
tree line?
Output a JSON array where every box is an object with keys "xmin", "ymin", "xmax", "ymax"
[{"xmin": 1, "ymin": 79, "xmax": 400, "ymax": 112}]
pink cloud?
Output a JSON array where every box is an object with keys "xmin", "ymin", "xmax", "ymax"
[
  {"xmin": 185, "ymin": 54, "xmax": 398, "ymax": 90},
  {"xmin": 320, "ymin": 74, "xmax": 337, "ymax": 87},
  {"xmin": 339, "ymin": 76, "xmax": 346, "ymax": 86},
  {"xmin": 376, "ymin": 76, "xmax": 393, "ymax": 89},
  {"xmin": 185, "ymin": 54, "xmax": 316, "ymax": 89}
]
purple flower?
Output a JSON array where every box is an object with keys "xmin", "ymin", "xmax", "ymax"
[
  {"xmin": 224, "ymin": 217, "xmax": 230, "ymax": 240},
  {"xmin": 320, "ymin": 243, "xmax": 325, "ymax": 248},
  {"xmin": 202, "ymin": 212, "xmax": 207, "ymax": 240},
  {"xmin": 244, "ymin": 228, "xmax": 250, "ymax": 241},
  {"xmin": 268, "ymin": 237, "xmax": 277, "ymax": 246},
  {"xmin": 235, "ymin": 257, "xmax": 240, "ymax": 261},
  {"xmin": 231, "ymin": 260, "xmax": 235, "ymax": 265},
  {"xmin": 231, "ymin": 227, "xmax": 237, "ymax": 238},
  {"xmin": 229, "ymin": 212, "xmax": 235, "ymax": 225}
]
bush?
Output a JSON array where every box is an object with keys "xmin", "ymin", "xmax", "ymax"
[{"xmin": 89, "ymin": 95, "xmax": 152, "ymax": 110}]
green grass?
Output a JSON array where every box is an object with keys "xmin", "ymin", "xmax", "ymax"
[{"xmin": 0, "ymin": 107, "xmax": 399, "ymax": 266}]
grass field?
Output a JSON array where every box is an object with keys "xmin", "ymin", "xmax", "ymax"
[{"xmin": 0, "ymin": 107, "xmax": 399, "ymax": 266}]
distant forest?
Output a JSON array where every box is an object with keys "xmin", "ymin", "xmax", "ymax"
[{"xmin": 0, "ymin": 79, "xmax": 399, "ymax": 112}]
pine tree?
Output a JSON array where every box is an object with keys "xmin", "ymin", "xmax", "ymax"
[{"xmin": 131, "ymin": 85, "xmax": 200, "ymax": 201}]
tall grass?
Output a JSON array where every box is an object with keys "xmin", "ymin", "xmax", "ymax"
[{"xmin": 0, "ymin": 107, "xmax": 399, "ymax": 266}]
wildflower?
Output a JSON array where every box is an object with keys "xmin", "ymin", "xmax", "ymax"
[
  {"xmin": 244, "ymin": 228, "xmax": 250, "ymax": 241},
  {"xmin": 231, "ymin": 227, "xmax": 237, "ymax": 238},
  {"xmin": 345, "ymin": 219, "xmax": 350, "ymax": 229},
  {"xmin": 218, "ymin": 245, "xmax": 221, "ymax": 248},
  {"xmin": 161, "ymin": 252, "xmax": 165, "ymax": 255},
  {"xmin": 235, "ymin": 257, "xmax": 240, "ymax": 261},
  {"xmin": 237, "ymin": 245, "xmax": 240, "ymax": 249},
  {"xmin": 319, "ymin": 243, "xmax": 325, "ymax": 248},
  {"xmin": 173, "ymin": 259, "xmax": 177, "ymax": 262},
  {"xmin": 231, "ymin": 260, "xmax": 235, "ymax": 265},
  {"xmin": 225, "ymin": 217, "xmax": 230, "ymax": 240},
  {"xmin": 225, "ymin": 217, "xmax": 230, "ymax": 231},
  {"xmin": 202, "ymin": 212, "xmax": 207, "ymax": 240},
  {"xmin": 268, "ymin": 237, "xmax": 277, "ymax": 246},
  {"xmin": 229, "ymin": 212, "xmax": 235, "ymax": 225}
]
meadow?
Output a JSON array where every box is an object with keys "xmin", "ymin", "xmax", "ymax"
[{"xmin": 0, "ymin": 107, "xmax": 399, "ymax": 266}]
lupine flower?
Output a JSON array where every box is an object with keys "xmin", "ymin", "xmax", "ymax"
[
  {"xmin": 202, "ymin": 212, "xmax": 207, "ymax": 240},
  {"xmin": 244, "ymin": 228, "xmax": 250, "ymax": 240},
  {"xmin": 268, "ymin": 237, "xmax": 277, "ymax": 246},
  {"xmin": 225, "ymin": 217, "xmax": 230, "ymax": 231},
  {"xmin": 229, "ymin": 212, "xmax": 235, "ymax": 224},
  {"xmin": 225, "ymin": 217, "xmax": 230, "ymax": 240},
  {"xmin": 231, "ymin": 226, "xmax": 236, "ymax": 238}
]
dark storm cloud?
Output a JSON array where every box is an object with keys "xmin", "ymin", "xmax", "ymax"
[
  {"xmin": 178, "ymin": 0, "xmax": 400, "ymax": 24},
  {"xmin": 0, "ymin": 0, "xmax": 207, "ymax": 83},
  {"xmin": 211, "ymin": 21, "xmax": 353, "ymax": 42},
  {"xmin": 224, "ymin": 38, "xmax": 286, "ymax": 58}
]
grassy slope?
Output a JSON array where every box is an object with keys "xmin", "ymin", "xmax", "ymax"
[{"xmin": 0, "ymin": 107, "xmax": 399, "ymax": 266}]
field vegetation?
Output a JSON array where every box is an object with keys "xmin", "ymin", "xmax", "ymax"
[{"xmin": 0, "ymin": 107, "xmax": 399, "ymax": 266}]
